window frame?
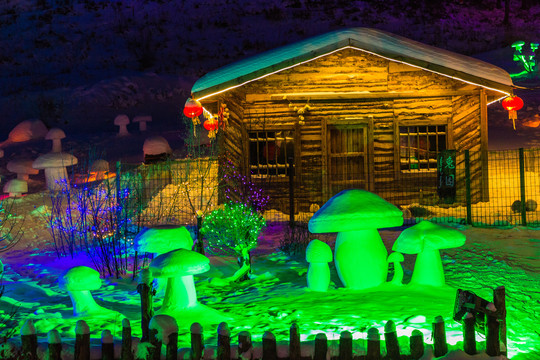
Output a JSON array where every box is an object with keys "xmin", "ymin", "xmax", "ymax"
[
  {"xmin": 247, "ymin": 127, "xmax": 296, "ymax": 177},
  {"xmin": 397, "ymin": 122, "xmax": 448, "ymax": 173}
]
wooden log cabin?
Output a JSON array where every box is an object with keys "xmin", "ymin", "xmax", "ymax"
[{"xmin": 190, "ymin": 28, "xmax": 514, "ymax": 214}]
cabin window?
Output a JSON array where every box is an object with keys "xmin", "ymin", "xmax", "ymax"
[
  {"xmin": 399, "ymin": 125, "xmax": 446, "ymax": 171},
  {"xmin": 248, "ymin": 130, "xmax": 294, "ymax": 176}
]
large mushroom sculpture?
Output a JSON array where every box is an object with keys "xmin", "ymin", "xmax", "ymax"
[
  {"xmin": 309, "ymin": 189, "xmax": 403, "ymax": 290},
  {"xmin": 392, "ymin": 221, "xmax": 465, "ymax": 287},
  {"xmin": 33, "ymin": 152, "xmax": 78, "ymax": 191}
]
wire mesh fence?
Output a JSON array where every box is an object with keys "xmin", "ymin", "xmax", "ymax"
[{"xmin": 117, "ymin": 148, "xmax": 540, "ymax": 228}]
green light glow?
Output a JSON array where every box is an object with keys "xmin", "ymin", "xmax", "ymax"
[{"xmin": 335, "ymin": 229, "xmax": 388, "ymax": 289}]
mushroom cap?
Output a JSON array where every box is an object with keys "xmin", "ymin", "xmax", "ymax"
[
  {"xmin": 59, "ymin": 266, "xmax": 101, "ymax": 291},
  {"xmin": 33, "ymin": 152, "xmax": 78, "ymax": 169},
  {"xmin": 143, "ymin": 136, "xmax": 172, "ymax": 155},
  {"xmin": 392, "ymin": 221, "xmax": 466, "ymax": 254},
  {"xmin": 114, "ymin": 114, "xmax": 130, "ymax": 126},
  {"xmin": 150, "ymin": 248, "xmax": 210, "ymax": 278},
  {"xmin": 133, "ymin": 115, "xmax": 152, "ymax": 123},
  {"xmin": 8, "ymin": 119, "xmax": 48, "ymax": 142},
  {"xmin": 511, "ymin": 40, "xmax": 525, "ymax": 48},
  {"xmin": 6, "ymin": 159, "xmax": 39, "ymax": 175},
  {"xmin": 90, "ymin": 159, "xmax": 109, "ymax": 172},
  {"xmin": 306, "ymin": 239, "xmax": 333, "ymax": 263},
  {"xmin": 134, "ymin": 225, "xmax": 193, "ymax": 254},
  {"xmin": 45, "ymin": 128, "xmax": 66, "ymax": 141},
  {"xmin": 3, "ymin": 179, "xmax": 27, "ymax": 194},
  {"xmin": 308, "ymin": 189, "xmax": 403, "ymax": 233},
  {"xmin": 387, "ymin": 252, "xmax": 404, "ymax": 263}
]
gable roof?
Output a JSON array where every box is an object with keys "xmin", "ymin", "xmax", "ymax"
[{"xmin": 191, "ymin": 28, "xmax": 513, "ymax": 100}]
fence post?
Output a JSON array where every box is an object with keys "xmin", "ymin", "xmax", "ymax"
[
  {"xmin": 196, "ymin": 214, "xmax": 205, "ymax": 255},
  {"xmin": 238, "ymin": 331, "xmax": 253, "ymax": 360},
  {"xmin": 262, "ymin": 331, "xmax": 277, "ymax": 360},
  {"xmin": 314, "ymin": 333, "xmax": 327, "ymax": 360},
  {"xmin": 190, "ymin": 323, "xmax": 204, "ymax": 360},
  {"xmin": 20, "ymin": 319, "xmax": 37, "ymax": 360},
  {"xmin": 101, "ymin": 330, "xmax": 114, "ymax": 360},
  {"xmin": 494, "ymin": 286, "xmax": 507, "ymax": 356},
  {"xmin": 519, "ymin": 148, "xmax": 527, "ymax": 226},
  {"xmin": 464, "ymin": 150, "xmax": 472, "ymax": 225},
  {"xmin": 121, "ymin": 318, "xmax": 133, "ymax": 360},
  {"xmin": 384, "ymin": 320, "xmax": 400, "ymax": 360},
  {"xmin": 339, "ymin": 331, "xmax": 352, "ymax": 360},
  {"xmin": 74, "ymin": 320, "xmax": 90, "ymax": 360},
  {"xmin": 409, "ymin": 329, "xmax": 424, "ymax": 359},
  {"xmin": 486, "ymin": 313, "xmax": 500, "ymax": 356},
  {"xmin": 47, "ymin": 329, "xmax": 62, "ymax": 360},
  {"xmin": 432, "ymin": 316, "xmax": 448, "ymax": 357},
  {"xmin": 289, "ymin": 322, "xmax": 301, "ymax": 360},
  {"xmin": 366, "ymin": 328, "xmax": 381, "ymax": 360},
  {"xmin": 217, "ymin": 322, "xmax": 231, "ymax": 360},
  {"xmin": 137, "ymin": 268, "xmax": 154, "ymax": 342},
  {"xmin": 288, "ymin": 156, "xmax": 295, "ymax": 227},
  {"xmin": 462, "ymin": 313, "xmax": 476, "ymax": 355}
]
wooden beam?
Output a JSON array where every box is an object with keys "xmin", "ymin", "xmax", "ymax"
[
  {"xmin": 261, "ymin": 90, "xmax": 480, "ymax": 102},
  {"xmin": 480, "ymin": 88, "xmax": 489, "ymax": 202}
]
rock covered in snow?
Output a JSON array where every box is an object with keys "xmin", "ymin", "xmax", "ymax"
[
  {"xmin": 149, "ymin": 314, "xmax": 178, "ymax": 344},
  {"xmin": 143, "ymin": 136, "xmax": 172, "ymax": 156}
]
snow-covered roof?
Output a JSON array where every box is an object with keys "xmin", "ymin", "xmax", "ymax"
[{"xmin": 191, "ymin": 28, "xmax": 513, "ymax": 99}]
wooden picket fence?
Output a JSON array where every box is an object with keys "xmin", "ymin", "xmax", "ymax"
[{"xmin": 9, "ymin": 286, "xmax": 507, "ymax": 360}]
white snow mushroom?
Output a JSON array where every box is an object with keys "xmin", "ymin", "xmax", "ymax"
[
  {"xmin": 33, "ymin": 152, "xmax": 78, "ymax": 191},
  {"xmin": 45, "ymin": 128, "xmax": 66, "ymax": 153},
  {"xmin": 59, "ymin": 266, "xmax": 122, "ymax": 317},
  {"xmin": 3, "ymin": 179, "xmax": 28, "ymax": 197},
  {"xmin": 149, "ymin": 314, "xmax": 179, "ymax": 345},
  {"xmin": 114, "ymin": 114, "xmax": 130, "ymax": 136},
  {"xmin": 143, "ymin": 136, "xmax": 172, "ymax": 157},
  {"xmin": 150, "ymin": 248, "xmax": 210, "ymax": 313},
  {"xmin": 133, "ymin": 115, "xmax": 152, "ymax": 132},
  {"xmin": 305, "ymin": 239, "xmax": 333, "ymax": 292},
  {"xmin": 6, "ymin": 159, "xmax": 38, "ymax": 180}
]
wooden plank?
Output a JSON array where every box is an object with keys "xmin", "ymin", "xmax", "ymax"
[
  {"xmin": 266, "ymin": 90, "xmax": 479, "ymax": 102},
  {"xmin": 480, "ymin": 88, "xmax": 489, "ymax": 202}
]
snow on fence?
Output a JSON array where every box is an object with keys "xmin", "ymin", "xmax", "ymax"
[{"xmin": 7, "ymin": 287, "xmax": 508, "ymax": 360}]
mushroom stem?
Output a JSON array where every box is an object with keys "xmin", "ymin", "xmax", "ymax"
[
  {"xmin": 307, "ymin": 262, "xmax": 330, "ymax": 292},
  {"xmin": 162, "ymin": 275, "xmax": 197, "ymax": 312},
  {"xmin": 52, "ymin": 139, "xmax": 62, "ymax": 153},
  {"xmin": 335, "ymin": 229, "xmax": 388, "ymax": 289},
  {"xmin": 410, "ymin": 248, "xmax": 444, "ymax": 286},
  {"xmin": 389, "ymin": 260, "xmax": 403, "ymax": 285},
  {"xmin": 44, "ymin": 167, "xmax": 69, "ymax": 191},
  {"xmin": 68, "ymin": 290, "xmax": 103, "ymax": 316},
  {"xmin": 117, "ymin": 125, "xmax": 129, "ymax": 137}
]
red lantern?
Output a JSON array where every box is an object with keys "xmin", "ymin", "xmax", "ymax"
[
  {"xmin": 203, "ymin": 117, "xmax": 219, "ymax": 138},
  {"xmin": 183, "ymin": 98, "xmax": 203, "ymax": 118},
  {"xmin": 502, "ymin": 95, "xmax": 524, "ymax": 129}
]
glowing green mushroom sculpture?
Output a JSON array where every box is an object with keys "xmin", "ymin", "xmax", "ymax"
[
  {"xmin": 392, "ymin": 221, "xmax": 465, "ymax": 287},
  {"xmin": 309, "ymin": 189, "xmax": 403, "ymax": 290}
]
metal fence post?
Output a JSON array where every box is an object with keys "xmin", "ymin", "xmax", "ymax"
[
  {"xmin": 464, "ymin": 150, "xmax": 472, "ymax": 225},
  {"xmin": 519, "ymin": 148, "xmax": 527, "ymax": 226}
]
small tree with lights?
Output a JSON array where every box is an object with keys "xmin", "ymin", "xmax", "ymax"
[{"xmin": 201, "ymin": 202, "xmax": 266, "ymax": 282}]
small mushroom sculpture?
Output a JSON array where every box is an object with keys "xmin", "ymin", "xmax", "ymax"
[
  {"xmin": 46, "ymin": 128, "xmax": 66, "ymax": 153},
  {"xmin": 143, "ymin": 136, "xmax": 172, "ymax": 157},
  {"xmin": 90, "ymin": 159, "xmax": 110, "ymax": 180},
  {"xmin": 135, "ymin": 225, "xmax": 194, "ymax": 294},
  {"xmin": 33, "ymin": 152, "xmax": 78, "ymax": 191},
  {"xmin": 6, "ymin": 159, "xmax": 38, "ymax": 180},
  {"xmin": 306, "ymin": 239, "xmax": 333, "ymax": 292},
  {"xmin": 3, "ymin": 179, "xmax": 27, "ymax": 197},
  {"xmin": 392, "ymin": 221, "xmax": 465, "ymax": 287},
  {"xmin": 387, "ymin": 252, "xmax": 404, "ymax": 285},
  {"xmin": 150, "ymin": 248, "xmax": 210, "ymax": 313},
  {"xmin": 309, "ymin": 189, "xmax": 403, "ymax": 290},
  {"xmin": 133, "ymin": 115, "xmax": 152, "ymax": 132},
  {"xmin": 59, "ymin": 266, "xmax": 122, "ymax": 317},
  {"xmin": 114, "ymin": 114, "xmax": 130, "ymax": 137}
]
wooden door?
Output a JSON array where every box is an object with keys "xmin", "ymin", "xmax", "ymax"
[{"xmin": 327, "ymin": 124, "xmax": 368, "ymax": 198}]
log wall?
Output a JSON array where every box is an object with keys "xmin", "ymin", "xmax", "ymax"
[{"xmin": 208, "ymin": 47, "xmax": 490, "ymax": 212}]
